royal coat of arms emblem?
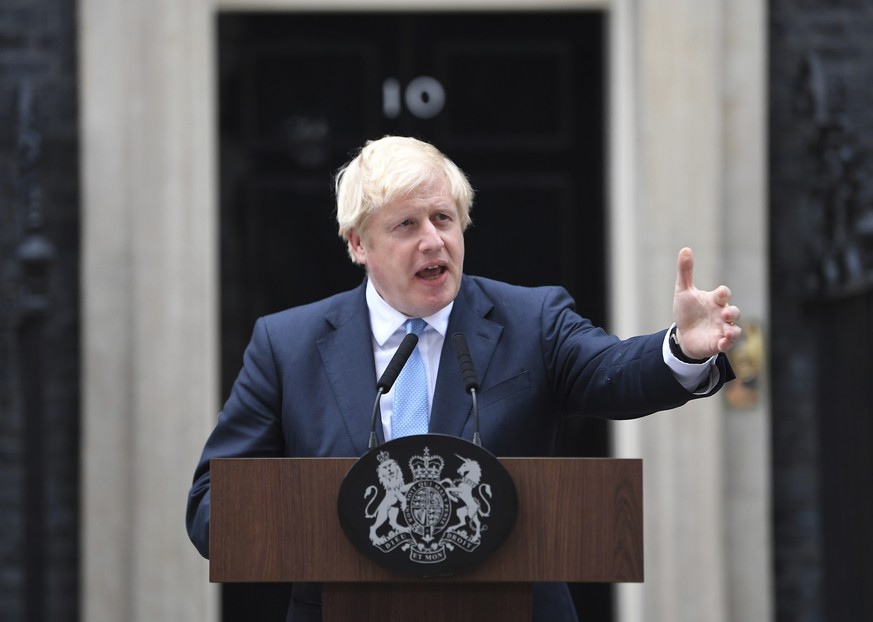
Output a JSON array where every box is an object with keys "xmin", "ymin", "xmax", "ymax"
[
  {"xmin": 338, "ymin": 434, "xmax": 517, "ymax": 577},
  {"xmin": 365, "ymin": 447, "xmax": 492, "ymax": 563}
]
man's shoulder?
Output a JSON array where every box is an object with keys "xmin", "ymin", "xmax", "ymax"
[
  {"xmin": 462, "ymin": 274, "xmax": 570, "ymax": 302},
  {"xmin": 260, "ymin": 282, "xmax": 366, "ymax": 329}
]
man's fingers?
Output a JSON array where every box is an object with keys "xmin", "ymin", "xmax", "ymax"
[
  {"xmin": 719, "ymin": 324, "xmax": 742, "ymax": 351},
  {"xmin": 675, "ymin": 247, "xmax": 695, "ymax": 292},
  {"xmin": 722, "ymin": 304, "xmax": 740, "ymax": 324},
  {"xmin": 716, "ymin": 285, "xmax": 733, "ymax": 306}
]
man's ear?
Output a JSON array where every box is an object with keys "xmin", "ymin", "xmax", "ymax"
[{"xmin": 348, "ymin": 230, "xmax": 367, "ymax": 265}]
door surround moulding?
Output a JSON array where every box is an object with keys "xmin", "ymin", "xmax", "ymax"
[{"xmin": 80, "ymin": 1, "xmax": 769, "ymax": 622}]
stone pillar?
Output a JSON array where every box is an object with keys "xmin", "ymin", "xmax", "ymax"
[
  {"xmin": 79, "ymin": 0, "xmax": 218, "ymax": 619},
  {"xmin": 611, "ymin": 1, "xmax": 771, "ymax": 621},
  {"xmin": 720, "ymin": 2, "xmax": 772, "ymax": 621}
]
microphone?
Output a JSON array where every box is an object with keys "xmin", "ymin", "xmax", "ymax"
[
  {"xmin": 452, "ymin": 332, "xmax": 482, "ymax": 447},
  {"xmin": 368, "ymin": 332, "xmax": 419, "ymax": 449}
]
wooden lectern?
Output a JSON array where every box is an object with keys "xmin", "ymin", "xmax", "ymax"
[{"xmin": 210, "ymin": 457, "xmax": 643, "ymax": 622}]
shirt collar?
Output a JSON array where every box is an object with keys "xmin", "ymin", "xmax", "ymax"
[{"xmin": 365, "ymin": 279, "xmax": 453, "ymax": 346}]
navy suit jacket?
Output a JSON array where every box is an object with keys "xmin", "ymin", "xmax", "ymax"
[{"xmin": 187, "ymin": 275, "xmax": 731, "ymax": 621}]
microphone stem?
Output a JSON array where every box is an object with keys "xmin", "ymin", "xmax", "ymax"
[
  {"xmin": 368, "ymin": 388, "xmax": 385, "ymax": 450},
  {"xmin": 470, "ymin": 388, "xmax": 481, "ymax": 447}
]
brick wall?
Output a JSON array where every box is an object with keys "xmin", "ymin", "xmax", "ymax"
[
  {"xmin": 0, "ymin": 0, "xmax": 80, "ymax": 620},
  {"xmin": 1, "ymin": 1, "xmax": 872, "ymax": 620},
  {"xmin": 770, "ymin": 1, "xmax": 873, "ymax": 621}
]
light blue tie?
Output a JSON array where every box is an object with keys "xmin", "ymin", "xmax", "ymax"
[{"xmin": 392, "ymin": 318, "xmax": 429, "ymax": 438}]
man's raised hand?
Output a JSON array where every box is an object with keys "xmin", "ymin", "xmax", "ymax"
[{"xmin": 672, "ymin": 247, "xmax": 741, "ymax": 360}]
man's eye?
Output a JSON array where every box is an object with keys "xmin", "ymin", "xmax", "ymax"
[{"xmin": 398, "ymin": 219, "xmax": 413, "ymax": 227}]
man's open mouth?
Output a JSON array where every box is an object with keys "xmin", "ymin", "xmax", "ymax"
[{"xmin": 417, "ymin": 264, "xmax": 446, "ymax": 280}]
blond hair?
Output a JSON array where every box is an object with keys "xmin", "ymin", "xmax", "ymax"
[{"xmin": 335, "ymin": 136, "xmax": 474, "ymax": 262}]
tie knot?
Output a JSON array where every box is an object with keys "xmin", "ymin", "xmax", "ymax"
[{"xmin": 405, "ymin": 318, "xmax": 428, "ymax": 337}]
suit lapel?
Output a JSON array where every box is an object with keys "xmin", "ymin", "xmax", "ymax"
[
  {"xmin": 317, "ymin": 282, "xmax": 382, "ymax": 455},
  {"xmin": 317, "ymin": 277, "xmax": 503, "ymax": 450},
  {"xmin": 430, "ymin": 277, "xmax": 503, "ymax": 439}
]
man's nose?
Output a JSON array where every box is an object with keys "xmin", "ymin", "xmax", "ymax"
[{"xmin": 418, "ymin": 221, "xmax": 445, "ymax": 251}]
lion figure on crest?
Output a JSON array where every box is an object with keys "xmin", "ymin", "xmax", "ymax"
[{"xmin": 364, "ymin": 455, "xmax": 412, "ymax": 544}]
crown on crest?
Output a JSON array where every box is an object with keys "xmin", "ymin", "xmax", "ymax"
[{"xmin": 409, "ymin": 447, "xmax": 444, "ymax": 480}]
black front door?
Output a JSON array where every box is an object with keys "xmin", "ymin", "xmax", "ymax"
[{"xmin": 218, "ymin": 10, "xmax": 609, "ymax": 621}]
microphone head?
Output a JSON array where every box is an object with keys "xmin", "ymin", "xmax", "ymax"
[
  {"xmin": 376, "ymin": 332, "xmax": 419, "ymax": 392},
  {"xmin": 452, "ymin": 332, "xmax": 480, "ymax": 393}
]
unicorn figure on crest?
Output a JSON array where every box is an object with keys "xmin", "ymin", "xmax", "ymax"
[{"xmin": 441, "ymin": 455, "xmax": 492, "ymax": 541}]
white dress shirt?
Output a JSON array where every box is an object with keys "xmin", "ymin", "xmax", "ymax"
[{"xmin": 366, "ymin": 280, "xmax": 452, "ymax": 440}]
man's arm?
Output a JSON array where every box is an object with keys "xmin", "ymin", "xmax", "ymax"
[{"xmin": 186, "ymin": 317, "xmax": 285, "ymax": 558}]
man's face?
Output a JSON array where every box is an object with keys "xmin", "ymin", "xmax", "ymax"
[{"xmin": 348, "ymin": 176, "xmax": 465, "ymax": 318}]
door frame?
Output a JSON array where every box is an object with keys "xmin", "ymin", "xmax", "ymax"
[{"xmin": 79, "ymin": 1, "xmax": 770, "ymax": 622}]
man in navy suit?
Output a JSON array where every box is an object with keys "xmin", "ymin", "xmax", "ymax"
[{"xmin": 187, "ymin": 136, "xmax": 741, "ymax": 622}]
